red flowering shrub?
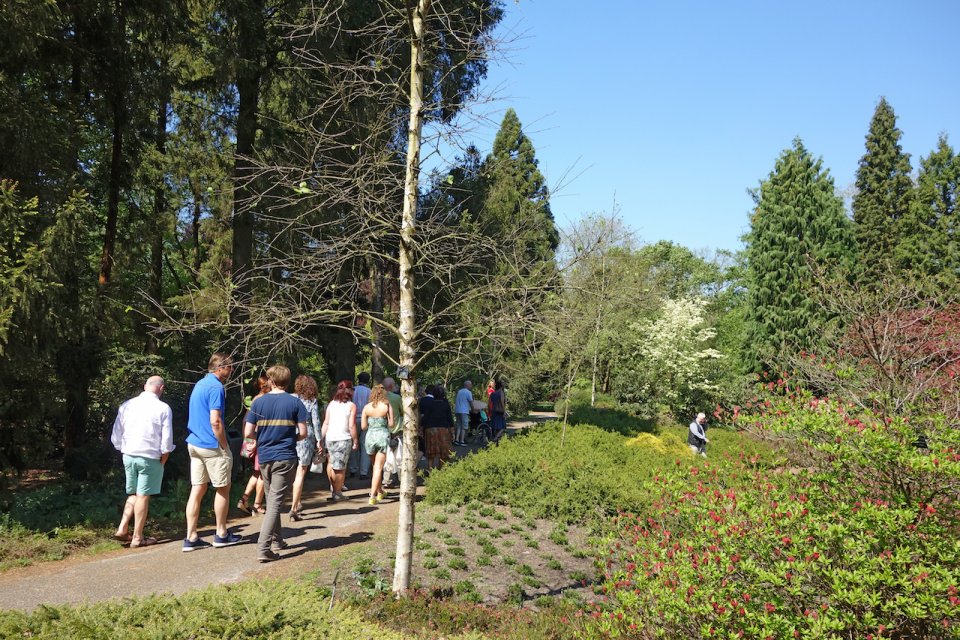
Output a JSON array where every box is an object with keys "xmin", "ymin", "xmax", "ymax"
[{"xmin": 586, "ymin": 454, "xmax": 959, "ymax": 639}]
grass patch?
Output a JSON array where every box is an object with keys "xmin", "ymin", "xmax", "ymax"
[{"xmin": 447, "ymin": 557, "xmax": 468, "ymax": 571}]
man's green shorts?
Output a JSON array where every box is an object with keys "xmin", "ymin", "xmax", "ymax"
[{"xmin": 123, "ymin": 454, "xmax": 164, "ymax": 496}]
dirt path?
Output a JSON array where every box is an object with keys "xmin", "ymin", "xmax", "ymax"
[{"xmin": 0, "ymin": 411, "xmax": 556, "ymax": 612}]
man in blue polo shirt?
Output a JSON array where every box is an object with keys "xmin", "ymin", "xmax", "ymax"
[
  {"xmin": 183, "ymin": 352, "xmax": 242, "ymax": 551},
  {"xmin": 244, "ymin": 364, "xmax": 307, "ymax": 562}
]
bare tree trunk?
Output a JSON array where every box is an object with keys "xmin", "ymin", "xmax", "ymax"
[
  {"xmin": 231, "ymin": 0, "xmax": 263, "ymax": 320},
  {"xmin": 147, "ymin": 89, "xmax": 169, "ymax": 354},
  {"xmin": 98, "ymin": 0, "xmax": 127, "ymax": 286},
  {"xmin": 369, "ymin": 257, "xmax": 385, "ymax": 381},
  {"xmin": 393, "ymin": 0, "xmax": 431, "ymax": 595}
]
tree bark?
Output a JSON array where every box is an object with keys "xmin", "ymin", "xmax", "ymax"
[
  {"xmin": 231, "ymin": 0, "xmax": 264, "ymax": 318},
  {"xmin": 393, "ymin": 0, "xmax": 431, "ymax": 595},
  {"xmin": 98, "ymin": 0, "xmax": 127, "ymax": 286},
  {"xmin": 147, "ymin": 90, "xmax": 169, "ymax": 354},
  {"xmin": 369, "ymin": 257, "xmax": 385, "ymax": 381}
]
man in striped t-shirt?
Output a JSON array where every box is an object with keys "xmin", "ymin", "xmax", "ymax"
[{"xmin": 244, "ymin": 365, "xmax": 307, "ymax": 562}]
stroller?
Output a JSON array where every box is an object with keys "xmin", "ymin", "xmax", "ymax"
[{"xmin": 466, "ymin": 409, "xmax": 492, "ymax": 446}]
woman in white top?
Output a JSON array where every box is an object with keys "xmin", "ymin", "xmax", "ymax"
[{"xmin": 320, "ymin": 380, "xmax": 358, "ymax": 500}]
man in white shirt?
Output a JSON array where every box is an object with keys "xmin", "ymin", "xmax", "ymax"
[
  {"xmin": 454, "ymin": 380, "xmax": 474, "ymax": 446},
  {"xmin": 349, "ymin": 372, "xmax": 372, "ymax": 478},
  {"xmin": 111, "ymin": 376, "xmax": 175, "ymax": 547}
]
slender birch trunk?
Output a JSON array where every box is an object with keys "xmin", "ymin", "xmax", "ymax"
[{"xmin": 393, "ymin": 0, "xmax": 431, "ymax": 595}]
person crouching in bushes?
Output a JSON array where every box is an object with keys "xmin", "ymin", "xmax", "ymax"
[{"xmin": 688, "ymin": 412, "xmax": 709, "ymax": 457}]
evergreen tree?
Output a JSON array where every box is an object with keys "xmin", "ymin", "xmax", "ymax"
[
  {"xmin": 482, "ymin": 109, "xmax": 559, "ymax": 263},
  {"xmin": 852, "ymin": 97, "xmax": 914, "ymax": 274},
  {"xmin": 744, "ymin": 138, "xmax": 854, "ymax": 372},
  {"xmin": 897, "ymin": 135, "xmax": 959, "ymax": 282}
]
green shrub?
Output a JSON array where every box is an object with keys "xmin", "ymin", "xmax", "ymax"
[
  {"xmin": 0, "ymin": 579, "xmax": 410, "ymax": 639},
  {"xmin": 432, "ymin": 568, "xmax": 450, "ymax": 581},
  {"xmin": 589, "ymin": 457, "xmax": 960, "ymax": 639},
  {"xmin": 506, "ymin": 583, "xmax": 525, "ymax": 606},
  {"xmin": 425, "ymin": 422, "xmax": 697, "ymax": 525},
  {"xmin": 422, "ymin": 558, "xmax": 438, "ymax": 570},
  {"xmin": 517, "ymin": 564, "xmax": 534, "ymax": 577},
  {"xmin": 447, "ymin": 557, "xmax": 468, "ymax": 571},
  {"xmin": 448, "ymin": 546, "xmax": 465, "ymax": 557},
  {"xmin": 547, "ymin": 559, "xmax": 562, "ymax": 571},
  {"xmin": 433, "ymin": 513, "xmax": 448, "ymax": 524},
  {"xmin": 476, "ymin": 555, "xmax": 492, "ymax": 567}
]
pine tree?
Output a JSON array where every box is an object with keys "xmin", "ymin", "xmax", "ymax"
[
  {"xmin": 482, "ymin": 109, "xmax": 559, "ymax": 263},
  {"xmin": 852, "ymin": 98, "xmax": 914, "ymax": 275},
  {"xmin": 744, "ymin": 138, "xmax": 854, "ymax": 372},
  {"xmin": 897, "ymin": 135, "xmax": 959, "ymax": 282}
]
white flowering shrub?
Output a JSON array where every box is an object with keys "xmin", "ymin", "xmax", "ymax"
[{"xmin": 610, "ymin": 297, "xmax": 723, "ymax": 419}]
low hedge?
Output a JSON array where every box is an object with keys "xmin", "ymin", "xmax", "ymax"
[{"xmin": 426, "ymin": 422, "xmax": 693, "ymax": 525}]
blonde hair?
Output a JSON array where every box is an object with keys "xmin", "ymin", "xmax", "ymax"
[{"xmin": 368, "ymin": 384, "xmax": 387, "ymax": 407}]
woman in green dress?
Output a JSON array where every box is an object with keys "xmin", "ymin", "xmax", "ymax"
[{"xmin": 360, "ymin": 384, "xmax": 395, "ymax": 506}]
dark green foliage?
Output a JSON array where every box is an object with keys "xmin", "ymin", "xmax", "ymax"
[
  {"xmin": 853, "ymin": 97, "xmax": 915, "ymax": 275},
  {"xmin": 480, "ymin": 109, "xmax": 559, "ymax": 262},
  {"xmin": 897, "ymin": 134, "xmax": 959, "ymax": 284},
  {"xmin": 743, "ymin": 138, "xmax": 854, "ymax": 372}
]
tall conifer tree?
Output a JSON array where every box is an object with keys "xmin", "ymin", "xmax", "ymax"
[
  {"xmin": 852, "ymin": 98, "xmax": 914, "ymax": 275},
  {"xmin": 897, "ymin": 135, "xmax": 959, "ymax": 281},
  {"xmin": 482, "ymin": 108, "xmax": 559, "ymax": 262},
  {"xmin": 744, "ymin": 139, "xmax": 854, "ymax": 372}
]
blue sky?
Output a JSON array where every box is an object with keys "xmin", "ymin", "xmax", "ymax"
[{"xmin": 439, "ymin": 0, "xmax": 960, "ymax": 254}]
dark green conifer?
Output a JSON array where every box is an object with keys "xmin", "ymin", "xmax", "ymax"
[
  {"xmin": 744, "ymin": 139, "xmax": 854, "ymax": 372},
  {"xmin": 481, "ymin": 108, "xmax": 559, "ymax": 262},
  {"xmin": 896, "ymin": 135, "xmax": 958, "ymax": 282},
  {"xmin": 852, "ymin": 98, "xmax": 914, "ymax": 275}
]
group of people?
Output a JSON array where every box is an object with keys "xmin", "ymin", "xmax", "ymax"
[{"xmin": 109, "ymin": 352, "xmax": 500, "ymax": 563}]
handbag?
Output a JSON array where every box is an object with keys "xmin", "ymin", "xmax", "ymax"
[
  {"xmin": 309, "ymin": 442, "xmax": 326, "ymax": 474},
  {"xmin": 240, "ymin": 437, "xmax": 257, "ymax": 459}
]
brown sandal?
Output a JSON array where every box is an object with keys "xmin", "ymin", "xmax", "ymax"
[
  {"xmin": 130, "ymin": 536, "xmax": 158, "ymax": 548},
  {"xmin": 237, "ymin": 496, "xmax": 251, "ymax": 514},
  {"xmin": 253, "ymin": 503, "xmax": 266, "ymax": 515}
]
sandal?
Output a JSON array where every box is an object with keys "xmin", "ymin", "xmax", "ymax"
[
  {"xmin": 130, "ymin": 536, "xmax": 158, "ymax": 548},
  {"xmin": 113, "ymin": 532, "xmax": 132, "ymax": 544},
  {"xmin": 253, "ymin": 503, "xmax": 266, "ymax": 515},
  {"xmin": 236, "ymin": 496, "xmax": 251, "ymax": 514}
]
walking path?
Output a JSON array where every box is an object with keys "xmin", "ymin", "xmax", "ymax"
[
  {"xmin": 0, "ymin": 479, "xmax": 401, "ymax": 612},
  {"xmin": 0, "ymin": 411, "xmax": 556, "ymax": 612}
]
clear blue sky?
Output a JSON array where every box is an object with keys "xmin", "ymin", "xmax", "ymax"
[{"xmin": 444, "ymin": 0, "xmax": 960, "ymax": 254}]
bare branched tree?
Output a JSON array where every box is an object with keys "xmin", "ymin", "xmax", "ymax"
[{"xmin": 153, "ymin": 0, "xmax": 563, "ymax": 593}]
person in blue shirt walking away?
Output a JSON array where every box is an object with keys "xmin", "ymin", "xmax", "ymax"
[
  {"xmin": 244, "ymin": 365, "xmax": 308, "ymax": 562},
  {"xmin": 183, "ymin": 352, "xmax": 242, "ymax": 551},
  {"xmin": 454, "ymin": 380, "xmax": 473, "ymax": 446}
]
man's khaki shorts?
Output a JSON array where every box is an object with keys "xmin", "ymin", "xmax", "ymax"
[{"xmin": 188, "ymin": 444, "xmax": 233, "ymax": 487}]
